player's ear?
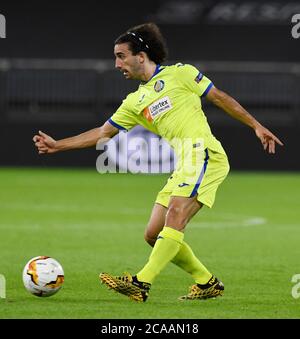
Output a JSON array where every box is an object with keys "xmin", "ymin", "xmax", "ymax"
[{"xmin": 138, "ymin": 51, "xmax": 147, "ymax": 64}]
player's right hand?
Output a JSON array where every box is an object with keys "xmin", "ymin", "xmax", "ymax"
[{"xmin": 33, "ymin": 130, "xmax": 57, "ymax": 154}]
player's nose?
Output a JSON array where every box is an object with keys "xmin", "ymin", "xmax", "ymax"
[{"xmin": 115, "ymin": 58, "xmax": 122, "ymax": 70}]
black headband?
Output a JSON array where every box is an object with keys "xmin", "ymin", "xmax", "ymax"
[{"xmin": 127, "ymin": 31, "xmax": 149, "ymax": 50}]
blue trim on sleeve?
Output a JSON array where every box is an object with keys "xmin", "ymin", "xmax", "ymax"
[
  {"xmin": 201, "ymin": 82, "xmax": 214, "ymax": 97},
  {"xmin": 108, "ymin": 118, "xmax": 127, "ymax": 131},
  {"xmin": 189, "ymin": 149, "xmax": 209, "ymax": 197}
]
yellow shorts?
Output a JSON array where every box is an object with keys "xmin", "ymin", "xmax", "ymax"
[{"xmin": 155, "ymin": 148, "xmax": 230, "ymax": 208}]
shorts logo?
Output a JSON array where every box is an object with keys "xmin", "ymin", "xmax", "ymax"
[
  {"xmin": 143, "ymin": 96, "xmax": 172, "ymax": 122},
  {"xmin": 194, "ymin": 72, "xmax": 203, "ymax": 84},
  {"xmin": 154, "ymin": 80, "xmax": 165, "ymax": 92},
  {"xmin": 178, "ymin": 183, "xmax": 189, "ymax": 187}
]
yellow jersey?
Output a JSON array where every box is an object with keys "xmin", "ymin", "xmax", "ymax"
[{"xmin": 108, "ymin": 63, "xmax": 226, "ymax": 156}]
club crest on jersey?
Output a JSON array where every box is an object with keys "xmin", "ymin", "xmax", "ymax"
[{"xmin": 154, "ymin": 80, "xmax": 165, "ymax": 92}]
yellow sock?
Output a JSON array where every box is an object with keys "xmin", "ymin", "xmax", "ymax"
[
  {"xmin": 136, "ymin": 226, "xmax": 184, "ymax": 284},
  {"xmin": 172, "ymin": 241, "xmax": 212, "ymax": 284}
]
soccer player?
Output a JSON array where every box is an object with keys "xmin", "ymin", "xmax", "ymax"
[{"xmin": 33, "ymin": 23, "xmax": 283, "ymax": 302}]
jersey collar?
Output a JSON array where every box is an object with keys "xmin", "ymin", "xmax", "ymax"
[{"xmin": 141, "ymin": 64, "xmax": 163, "ymax": 85}]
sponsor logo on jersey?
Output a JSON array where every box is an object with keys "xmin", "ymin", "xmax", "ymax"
[
  {"xmin": 143, "ymin": 96, "xmax": 172, "ymax": 122},
  {"xmin": 194, "ymin": 72, "xmax": 203, "ymax": 84},
  {"xmin": 154, "ymin": 80, "xmax": 165, "ymax": 92}
]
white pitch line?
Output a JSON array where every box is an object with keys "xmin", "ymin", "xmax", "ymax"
[{"xmin": 190, "ymin": 214, "xmax": 267, "ymax": 229}]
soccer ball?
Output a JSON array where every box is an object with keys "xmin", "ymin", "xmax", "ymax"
[{"xmin": 22, "ymin": 256, "xmax": 64, "ymax": 297}]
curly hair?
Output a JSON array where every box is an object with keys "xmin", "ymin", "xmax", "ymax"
[{"xmin": 114, "ymin": 23, "xmax": 168, "ymax": 64}]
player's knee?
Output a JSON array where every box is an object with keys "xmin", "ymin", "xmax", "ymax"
[{"xmin": 166, "ymin": 205, "xmax": 188, "ymax": 229}]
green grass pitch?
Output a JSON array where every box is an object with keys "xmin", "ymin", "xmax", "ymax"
[{"xmin": 0, "ymin": 167, "xmax": 300, "ymax": 319}]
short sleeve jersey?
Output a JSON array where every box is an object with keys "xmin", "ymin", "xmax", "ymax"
[{"xmin": 108, "ymin": 63, "xmax": 226, "ymax": 155}]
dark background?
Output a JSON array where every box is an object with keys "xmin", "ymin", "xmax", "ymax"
[
  {"xmin": 0, "ymin": 0, "xmax": 299, "ymax": 170},
  {"xmin": 1, "ymin": 0, "xmax": 299, "ymax": 62}
]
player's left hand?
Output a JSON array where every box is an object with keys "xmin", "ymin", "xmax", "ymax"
[{"xmin": 254, "ymin": 125, "xmax": 284, "ymax": 154}]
